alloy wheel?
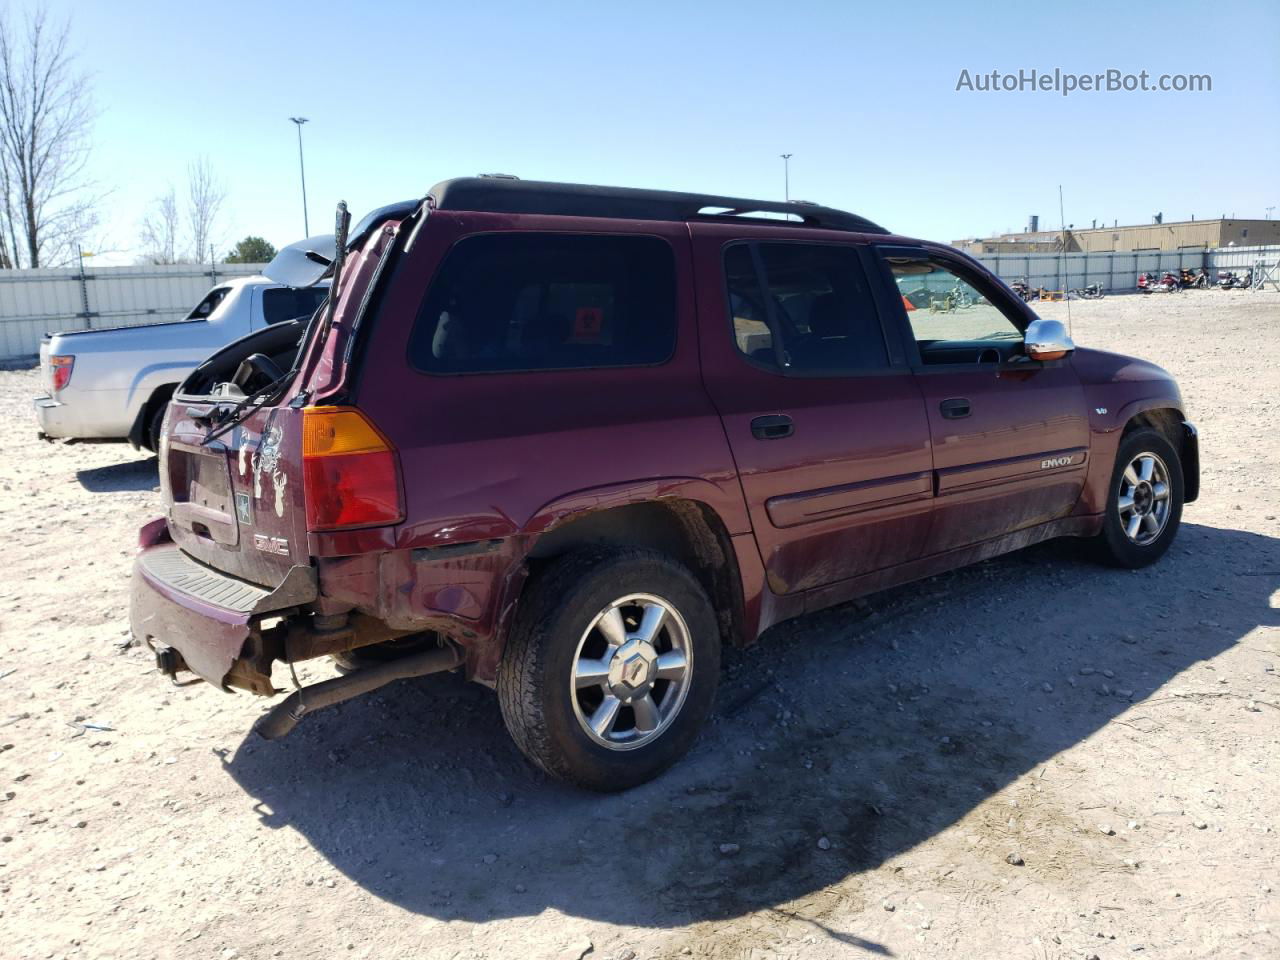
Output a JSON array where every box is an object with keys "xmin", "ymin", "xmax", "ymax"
[
  {"xmin": 569, "ymin": 593, "xmax": 693, "ymax": 751},
  {"xmin": 1117, "ymin": 451, "xmax": 1172, "ymax": 546}
]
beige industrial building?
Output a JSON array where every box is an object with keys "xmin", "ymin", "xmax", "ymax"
[{"xmin": 953, "ymin": 217, "xmax": 1280, "ymax": 254}]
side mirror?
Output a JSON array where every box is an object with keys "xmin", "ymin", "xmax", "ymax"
[{"xmin": 1024, "ymin": 318, "xmax": 1075, "ymax": 361}]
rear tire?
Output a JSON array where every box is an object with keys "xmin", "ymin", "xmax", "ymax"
[
  {"xmin": 146, "ymin": 403, "xmax": 167, "ymax": 454},
  {"xmin": 1093, "ymin": 427, "xmax": 1183, "ymax": 568},
  {"xmin": 497, "ymin": 548, "xmax": 720, "ymax": 792}
]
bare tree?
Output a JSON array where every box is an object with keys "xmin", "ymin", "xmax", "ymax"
[
  {"xmin": 187, "ymin": 156, "xmax": 223, "ymax": 263},
  {"xmin": 0, "ymin": 7, "xmax": 97, "ymax": 268},
  {"xmin": 138, "ymin": 186, "xmax": 179, "ymax": 264}
]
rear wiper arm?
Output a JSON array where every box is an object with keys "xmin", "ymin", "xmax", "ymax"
[{"xmin": 199, "ymin": 374, "xmax": 293, "ymax": 446}]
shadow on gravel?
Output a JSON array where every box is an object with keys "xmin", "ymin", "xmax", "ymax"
[
  {"xmin": 75, "ymin": 456, "xmax": 157, "ymax": 492},
  {"xmin": 223, "ymin": 522, "xmax": 1278, "ymax": 942}
]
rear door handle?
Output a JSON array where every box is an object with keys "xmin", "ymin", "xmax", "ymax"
[
  {"xmin": 751, "ymin": 414, "xmax": 794, "ymax": 440},
  {"xmin": 940, "ymin": 398, "xmax": 971, "ymax": 419}
]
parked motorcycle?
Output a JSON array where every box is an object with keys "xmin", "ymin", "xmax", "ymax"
[
  {"xmin": 1217, "ymin": 269, "xmax": 1252, "ymax": 290},
  {"xmin": 1137, "ymin": 272, "xmax": 1177, "ymax": 293},
  {"xmin": 1139, "ymin": 272, "xmax": 1179, "ymax": 293},
  {"xmin": 1073, "ymin": 283, "xmax": 1105, "ymax": 299},
  {"xmin": 1010, "ymin": 278, "xmax": 1034, "ymax": 302},
  {"xmin": 1179, "ymin": 268, "xmax": 1209, "ymax": 290}
]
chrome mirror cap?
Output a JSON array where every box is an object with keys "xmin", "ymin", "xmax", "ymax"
[{"xmin": 1024, "ymin": 318, "xmax": 1075, "ymax": 361}]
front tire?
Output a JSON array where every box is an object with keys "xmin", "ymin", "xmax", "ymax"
[
  {"xmin": 1093, "ymin": 427, "xmax": 1184, "ymax": 568},
  {"xmin": 498, "ymin": 548, "xmax": 720, "ymax": 791}
]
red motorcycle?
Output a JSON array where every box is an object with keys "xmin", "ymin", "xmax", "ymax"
[{"xmin": 1139, "ymin": 271, "xmax": 1179, "ymax": 293}]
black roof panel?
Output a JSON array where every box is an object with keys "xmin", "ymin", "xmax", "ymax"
[{"xmin": 426, "ymin": 177, "xmax": 887, "ymax": 234}]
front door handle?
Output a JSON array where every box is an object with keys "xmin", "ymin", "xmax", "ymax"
[
  {"xmin": 751, "ymin": 414, "xmax": 794, "ymax": 440},
  {"xmin": 940, "ymin": 398, "xmax": 971, "ymax": 419}
]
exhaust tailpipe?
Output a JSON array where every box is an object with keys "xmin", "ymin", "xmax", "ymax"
[{"xmin": 255, "ymin": 644, "xmax": 463, "ymax": 740}]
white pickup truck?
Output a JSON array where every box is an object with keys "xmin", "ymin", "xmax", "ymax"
[{"xmin": 34, "ymin": 276, "xmax": 328, "ymax": 452}]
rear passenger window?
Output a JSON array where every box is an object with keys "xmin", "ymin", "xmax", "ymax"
[
  {"xmin": 262, "ymin": 286, "xmax": 328, "ymax": 325},
  {"xmin": 724, "ymin": 242, "xmax": 888, "ymax": 374},
  {"xmin": 409, "ymin": 234, "xmax": 676, "ymax": 373}
]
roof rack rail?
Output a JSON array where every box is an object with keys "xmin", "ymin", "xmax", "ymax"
[{"xmin": 426, "ymin": 177, "xmax": 887, "ymax": 234}]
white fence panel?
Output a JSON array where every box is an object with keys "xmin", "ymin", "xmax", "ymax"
[
  {"xmin": 974, "ymin": 245, "xmax": 1280, "ymax": 295},
  {"xmin": 0, "ymin": 262, "xmax": 266, "ymax": 361},
  {"xmin": 1208, "ymin": 244, "xmax": 1280, "ymax": 272}
]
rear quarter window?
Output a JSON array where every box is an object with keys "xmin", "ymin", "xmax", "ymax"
[
  {"xmin": 408, "ymin": 233, "xmax": 676, "ymax": 374},
  {"xmin": 262, "ymin": 286, "xmax": 328, "ymax": 325}
]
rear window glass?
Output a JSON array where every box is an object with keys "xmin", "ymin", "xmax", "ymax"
[
  {"xmin": 262, "ymin": 286, "xmax": 328, "ymax": 325},
  {"xmin": 408, "ymin": 234, "xmax": 676, "ymax": 374}
]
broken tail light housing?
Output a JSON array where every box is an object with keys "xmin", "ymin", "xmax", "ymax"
[
  {"xmin": 50, "ymin": 355, "xmax": 74, "ymax": 392},
  {"xmin": 302, "ymin": 406, "xmax": 404, "ymax": 531}
]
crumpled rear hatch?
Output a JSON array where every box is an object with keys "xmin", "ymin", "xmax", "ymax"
[
  {"xmin": 162, "ymin": 402, "xmax": 309, "ymax": 589},
  {"xmin": 155, "ymin": 203, "xmax": 414, "ymax": 591}
]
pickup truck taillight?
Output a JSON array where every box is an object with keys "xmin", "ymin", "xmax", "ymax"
[
  {"xmin": 49, "ymin": 355, "xmax": 74, "ymax": 392},
  {"xmin": 301, "ymin": 406, "xmax": 404, "ymax": 531}
]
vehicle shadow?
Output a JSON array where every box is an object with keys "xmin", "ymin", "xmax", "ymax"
[
  {"xmin": 75, "ymin": 456, "xmax": 158, "ymax": 492},
  {"xmin": 221, "ymin": 522, "xmax": 1277, "ymax": 936}
]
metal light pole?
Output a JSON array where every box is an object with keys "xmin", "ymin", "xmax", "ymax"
[
  {"xmin": 1267, "ymin": 206, "xmax": 1276, "ymax": 220},
  {"xmin": 289, "ymin": 117, "xmax": 310, "ymax": 236},
  {"xmin": 780, "ymin": 154, "xmax": 793, "ymax": 202}
]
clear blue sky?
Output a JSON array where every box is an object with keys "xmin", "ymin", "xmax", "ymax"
[{"xmin": 32, "ymin": 0, "xmax": 1280, "ymax": 263}]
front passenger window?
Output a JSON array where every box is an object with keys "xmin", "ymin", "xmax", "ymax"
[{"xmin": 888, "ymin": 259, "xmax": 1023, "ymax": 363}]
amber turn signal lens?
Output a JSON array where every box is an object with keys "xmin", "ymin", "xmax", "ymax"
[{"xmin": 302, "ymin": 407, "xmax": 391, "ymax": 457}]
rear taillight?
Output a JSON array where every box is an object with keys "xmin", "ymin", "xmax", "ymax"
[
  {"xmin": 301, "ymin": 406, "xmax": 403, "ymax": 531},
  {"xmin": 50, "ymin": 355, "xmax": 74, "ymax": 392}
]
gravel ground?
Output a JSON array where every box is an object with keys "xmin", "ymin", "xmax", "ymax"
[{"xmin": 1, "ymin": 290, "xmax": 1277, "ymax": 960}]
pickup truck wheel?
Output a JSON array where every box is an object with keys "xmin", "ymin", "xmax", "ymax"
[
  {"xmin": 146, "ymin": 403, "xmax": 167, "ymax": 454},
  {"xmin": 498, "ymin": 548, "xmax": 720, "ymax": 792},
  {"xmin": 1094, "ymin": 427, "xmax": 1183, "ymax": 568}
]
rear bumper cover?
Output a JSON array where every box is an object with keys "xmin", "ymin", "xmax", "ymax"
[
  {"xmin": 130, "ymin": 541, "xmax": 316, "ymax": 688},
  {"xmin": 33, "ymin": 395, "xmax": 71, "ymax": 438}
]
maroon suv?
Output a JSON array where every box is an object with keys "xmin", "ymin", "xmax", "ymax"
[{"xmin": 130, "ymin": 177, "xmax": 1199, "ymax": 790}]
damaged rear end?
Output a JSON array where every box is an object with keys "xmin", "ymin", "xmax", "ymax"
[{"xmin": 129, "ymin": 200, "xmax": 458, "ymax": 734}]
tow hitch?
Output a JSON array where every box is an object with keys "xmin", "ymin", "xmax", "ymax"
[{"xmin": 154, "ymin": 644, "xmax": 186, "ymax": 677}]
